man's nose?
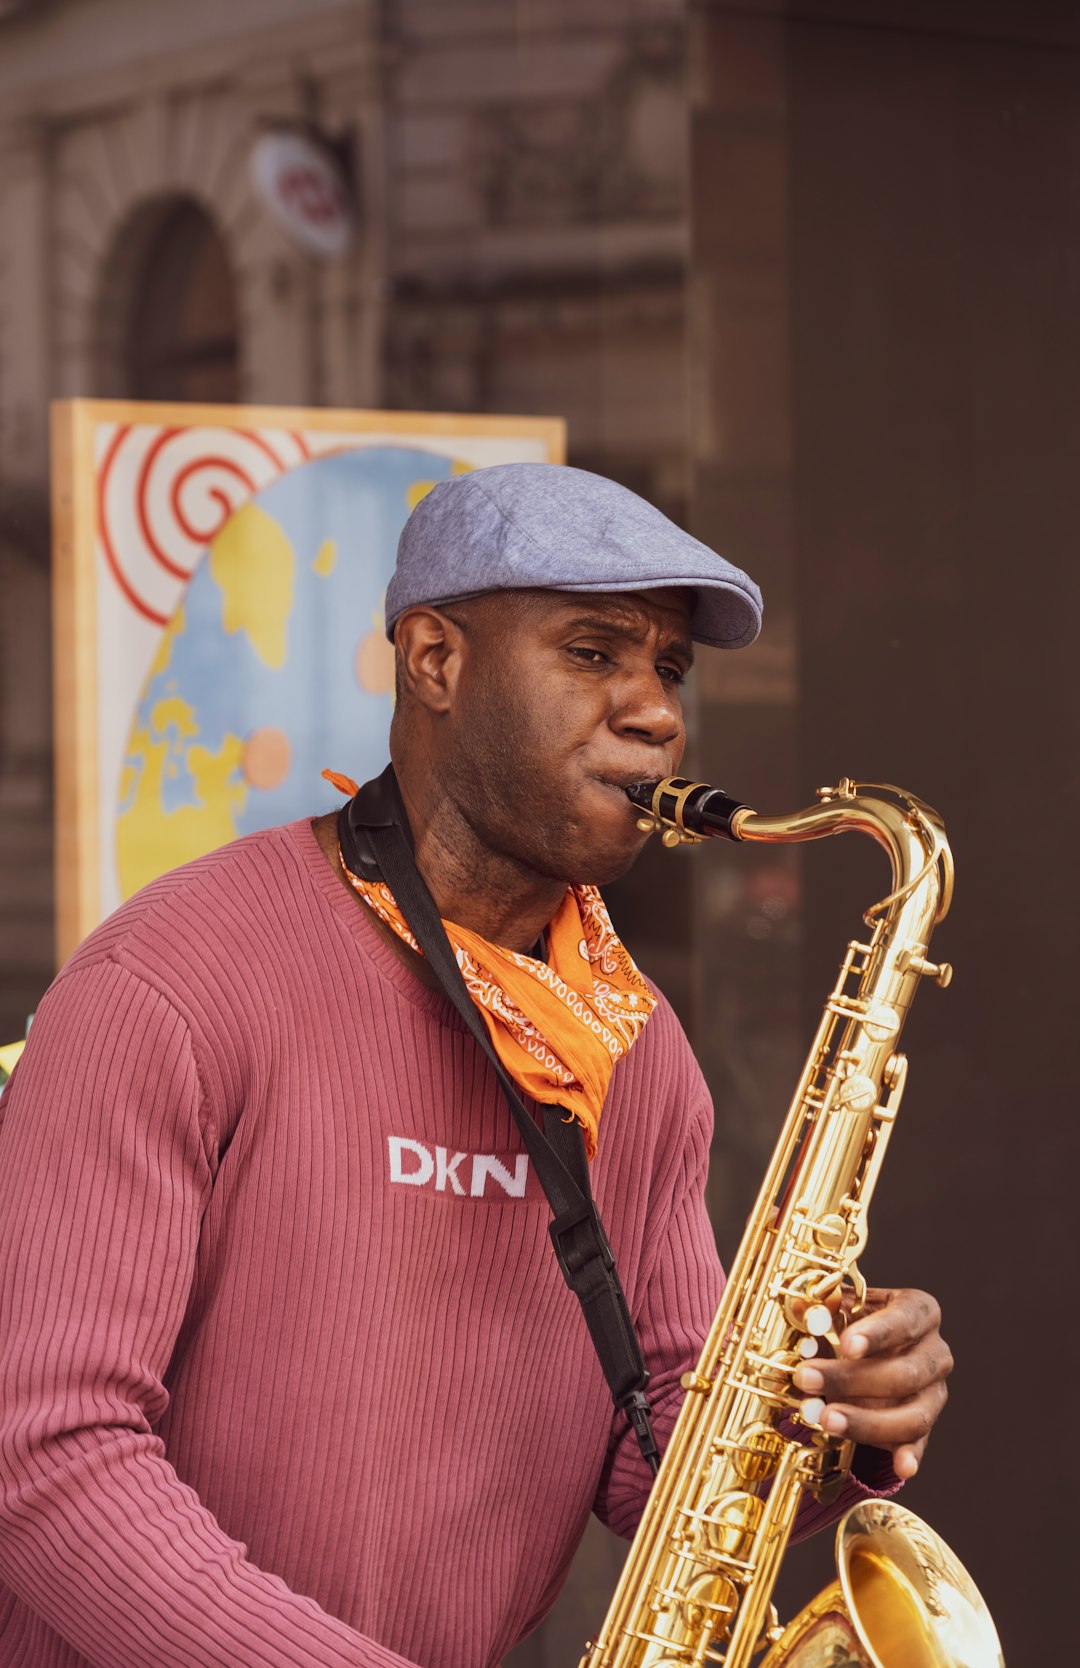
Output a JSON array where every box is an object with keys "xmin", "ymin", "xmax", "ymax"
[{"xmin": 609, "ymin": 671, "xmax": 683, "ymax": 747}]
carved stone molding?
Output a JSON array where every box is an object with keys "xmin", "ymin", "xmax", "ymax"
[{"xmin": 471, "ymin": 24, "xmax": 686, "ymax": 228}]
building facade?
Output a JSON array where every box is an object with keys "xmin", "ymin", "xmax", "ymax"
[{"xmin": 0, "ymin": 0, "xmax": 691, "ymax": 1055}]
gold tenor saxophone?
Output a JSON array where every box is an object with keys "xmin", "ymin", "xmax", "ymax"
[{"xmin": 581, "ymin": 777, "xmax": 1003, "ymax": 1668}]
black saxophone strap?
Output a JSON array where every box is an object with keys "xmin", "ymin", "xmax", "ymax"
[{"xmin": 338, "ymin": 764, "xmax": 659, "ymax": 1476}]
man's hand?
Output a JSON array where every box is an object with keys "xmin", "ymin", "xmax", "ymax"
[{"xmin": 791, "ymin": 1286, "xmax": 953, "ymax": 1480}]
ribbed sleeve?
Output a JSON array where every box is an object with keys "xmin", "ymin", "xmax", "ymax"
[{"xmin": 0, "ymin": 958, "xmax": 413, "ymax": 1668}]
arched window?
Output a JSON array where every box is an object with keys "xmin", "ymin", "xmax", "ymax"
[{"xmin": 96, "ymin": 195, "xmax": 240, "ymax": 403}]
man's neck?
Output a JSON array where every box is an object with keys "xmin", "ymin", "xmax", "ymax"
[
  {"xmin": 310, "ymin": 806, "xmax": 560, "ymax": 990},
  {"xmin": 396, "ymin": 769, "xmax": 567, "ymax": 951}
]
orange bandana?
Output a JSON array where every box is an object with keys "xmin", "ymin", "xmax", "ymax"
[{"xmin": 323, "ymin": 770, "xmax": 656, "ymax": 1158}]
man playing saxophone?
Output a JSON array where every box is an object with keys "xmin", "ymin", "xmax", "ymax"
[{"xmin": 0, "ymin": 466, "xmax": 953, "ymax": 1668}]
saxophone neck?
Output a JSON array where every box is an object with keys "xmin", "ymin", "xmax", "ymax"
[
  {"xmin": 628, "ymin": 775, "xmax": 953, "ymax": 932},
  {"xmin": 734, "ymin": 780, "xmax": 954, "ymax": 932}
]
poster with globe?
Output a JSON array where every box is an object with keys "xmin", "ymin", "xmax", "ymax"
[{"xmin": 51, "ymin": 401, "xmax": 565, "ymax": 963}]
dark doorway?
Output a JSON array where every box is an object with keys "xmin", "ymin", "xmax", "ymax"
[
  {"xmin": 125, "ymin": 197, "xmax": 240, "ymax": 402},
  {"xmin": 95, "ymin": 194, "xmax": 241, "ymax": 404}
]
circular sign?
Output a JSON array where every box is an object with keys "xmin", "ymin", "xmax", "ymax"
[{"xmin": 250, "ymin": 128, "xmax": 356, "ymax": 260}]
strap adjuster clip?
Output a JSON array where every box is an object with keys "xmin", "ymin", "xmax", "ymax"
[{"xmin": 548, "ymin": 1201, "xmax": 616, "ymax": 1281}]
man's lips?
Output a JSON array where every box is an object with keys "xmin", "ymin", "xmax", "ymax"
[
  {"xmin": 593, "ymin": 776, "xmax": 668, "ymax": 815},
  {"xmin": 595, "ymin": 769, "xmax": 673, "ymax": 794}
]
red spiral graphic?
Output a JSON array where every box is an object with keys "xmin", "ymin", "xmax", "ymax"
[
  {"xmin": 97, "ymin": 423, "xmax": 311, "ymax": 627},
  {"xmin": 98, "ymin": 425, "xmax": 164, "ymax": 625},
  {"xmin": 169, "ymin": 456, "xmax": 259, "ymax": 545}
]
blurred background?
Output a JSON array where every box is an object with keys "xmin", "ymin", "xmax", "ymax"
[{"xmin": 1, "ymin": 0, "xmax": 1076, "ymax": 1660}]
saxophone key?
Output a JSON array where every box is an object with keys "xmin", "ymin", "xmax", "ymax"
[
  {"xmin": 863, "ymin": 1000, "xmax": 901, "ymax": 1042},
  {"xmin": 811, "ymin": 1211, "xmax": 848, "ymax": 1252},
  {"xmin": 901, "ymin": 948, "xmax": 954, "ymax": 986},
  {"xmin": 743, "ymin": 1344, "xmax": 801, "ymax": 1395},
  {"xmin": 836, "ymin": 1072, "xmax": 877, "ymax": 1112},
  {"xmin": 778, "ymin": 1268, "xmax": 843, "ymax": 1336},
  {"xmin": 730, "ymin": 1422, "xmax": 785, "ymax": 1484},
  {"xmin": 797, "ymin": 1396, "xmax": 826, "ymax": 1429},
  {"xmin": 698, "ymin": 1490, "xmax": 765, "ymax": 1560},
  {"xmin": 679, "ymin": 1569, "xmax": 740, "ymax": 1638},
  {"xmin": 804, "ymin": 1303, "xmax": 833, "ymax": 1336},
  {"xmin": 882, "ymin": 1050, "xmax": 907, "ymax": 1093}
]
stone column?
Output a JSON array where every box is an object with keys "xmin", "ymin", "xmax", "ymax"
[
  {"xmin": 0, "ymin": 117, "xmax": 57, "ymax": 1024},
  {"xmin": 231, "ymin": 64, "xmax": 320, "ymax": 409},
  {"xmin": 316, "ymin": 35, "xmax": 390, "ymax": 410},
  {"xmin": 0, "ymin": 113, "xmax": 53, "ymax": 790},
  {"xmin": 0, "ymin": 117, "xmax": 53, "ymax": 484}
]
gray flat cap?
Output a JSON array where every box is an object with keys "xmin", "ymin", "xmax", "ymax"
[{"xmin": 384, "ymin": 463, "xmax": 762, "ymax": 649}]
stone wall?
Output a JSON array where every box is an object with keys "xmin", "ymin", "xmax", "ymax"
[{"xmin": 383, "ymin": 0, "xmax": 688, "ymax": 513}]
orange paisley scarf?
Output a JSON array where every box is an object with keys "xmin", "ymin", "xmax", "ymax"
[{"xmin": 323, "ymin": 769, "xmax": 656, "ymax": 1158}]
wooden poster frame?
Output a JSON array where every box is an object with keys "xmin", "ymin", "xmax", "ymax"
[{"xmin": 51, "ymin": 399, "xmax": 566, "ymax": 965}]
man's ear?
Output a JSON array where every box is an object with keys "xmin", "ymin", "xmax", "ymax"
[{"xmin": 394, "ymin": 606, "xmax": 466, "ymax": 714}]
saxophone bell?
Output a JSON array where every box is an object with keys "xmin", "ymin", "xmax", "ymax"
[{"xmin": 758, "ymin": 1500, "xmax": 1003, "ymax": 1667}]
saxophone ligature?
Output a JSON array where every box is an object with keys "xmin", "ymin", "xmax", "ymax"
[{"xmin": 579, "ymin": 777, "xmax": 1003, "ymax": 1668}]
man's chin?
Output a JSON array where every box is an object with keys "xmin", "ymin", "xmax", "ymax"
[
  {"xmin": 565, "ymin": 782, "xmax": 655, "ymax": 885},
  {"xmin": 567, "ymin": 831, "xmax": 652, "ymax": 889},
  {"xmin": 584, "ymin": 854, "xmax": 646, "ymax": 888}
]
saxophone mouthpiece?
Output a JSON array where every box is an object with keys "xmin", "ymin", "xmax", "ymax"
[{"xmin": 625, "ymin": 778, "xmax": 753, "ymax": 843}]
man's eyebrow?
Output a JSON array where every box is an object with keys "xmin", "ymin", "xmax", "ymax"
[{"xmin": 559, "ymin": 613, "xmax": 695, "ymax": 663}]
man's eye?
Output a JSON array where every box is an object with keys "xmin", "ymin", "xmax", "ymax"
[
  {"xmin": 567, "ymin": 646, "xmax": 610, "ymax": 666},
  {"xmin": 658, "ymin": 664, "xmax": 686, "ymax": 687}
]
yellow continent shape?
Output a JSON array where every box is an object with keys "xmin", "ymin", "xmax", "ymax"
[
  {"xmin": 209, "ymin": 502, "xmax": 295, "ymax": 670},
  {"xmin": 116, "ymin": 721, "xmax": 247, "ymax": 900},
  {"xmin": 313, "ymin": 538, "xmax": 337, "ymax": 577},
  {"xmin": 407, "ymin": 460, "xmax": 475, "ymax": 514},
  {"xmin": 149, "ymin": 695, "xmax": 198, "ymax": 741},
  {"xmin": 406, "ymin": 480, "xmax": 438, "ymax": 513},
  {"xmin": 150, "ymin": 604, "xmax": 187, "ymax": 679}
]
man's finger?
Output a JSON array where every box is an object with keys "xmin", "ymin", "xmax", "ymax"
[
  {"xmin": 793, "ymin": 1336, "xmax": 953, "ymax": 1401},
  {"xmin": 839, "ymin": 1287, "xmax": 941, "ymax": 1358},
  {"xmin": 813, "ymin": 1380, "xmax": 948, "ymax": 1453},
  {"xmin": 893, "ymin": 1444, "xmax": 924, "ymax": 1480}
]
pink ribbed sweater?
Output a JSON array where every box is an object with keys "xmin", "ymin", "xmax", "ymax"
[{"xmin": 0, "ymin": 820, "xmax": 891, "ymax": 1668}]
